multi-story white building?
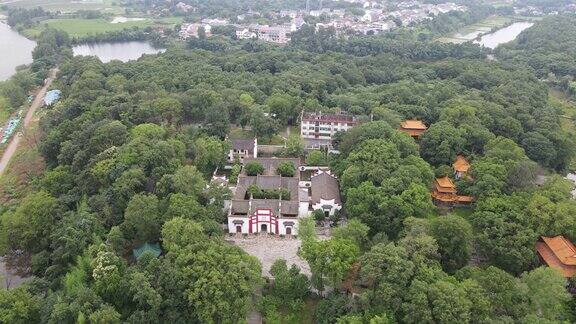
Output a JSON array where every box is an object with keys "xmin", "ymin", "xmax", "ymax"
[{"xmin": 300, "ymin": 111, "xmax": 358, "ymax": 149}]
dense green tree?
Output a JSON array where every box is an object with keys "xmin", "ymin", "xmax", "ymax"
[
  {"xmin": 332, "ymin": 219, "xmax": 370, "ymax": 251},
  {"xmin": 283, "ymin": 134, "xmax": 305, "ymax": 157},
  {"xmin": 171, "ymin": 165, "xmax": 206, "ymax": 197},
  {"xmin": 419, "ymin": 121, "xmax": 466, "ymax": 166},
  {"xmin": 122, "ymin": 194, "xmax": 161, "ymax": 243},
  {"xmin": 245, "ymin": 161, "xmax": 264, "ymax": 176},
  {"xmin": 269, "ymin": 259, "xmax": 310, "ymax": 303},
  {"xmin": 0, "ymin": 287, "xmax": 41, "ymax": 323},
  {"xmin": 276, "ymin": 161, "xmax": 296, "ymax": 177},
  {"xmin": 359, "ymin": 242, "xmax": 414, "ymax": 315},
  {"xmin": 301, "ymin": 238, "xmax": 359, "ymax": 292},
  {"xmin": 193, "ymin": 136, "xmax": 227, "ymax": 175},
  {"xmin": 520, "ymin": 267, "xmax": 572, "ymax": 322},
  {"xmin": 306, "ymin": 150, "xmax": 328, "ymax": 166},
  {"xmin": 1, "ymin": 191, "xmax": 62, "ymax": 253},
  {"xmin": 429, "ymin": 215, "xmax": 473, "ymax": 273}
]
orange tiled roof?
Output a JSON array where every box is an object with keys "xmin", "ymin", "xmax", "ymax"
[
  {"xmin": 453, "ymin": 155, "xmax": 470, "ymax": 173},
  {"xmin": 456, "ymin": 195, "xmax": 474, "ymax": 203},
  {"xmin": 432, "ymin": 177, "xmax": 473, "ymax": 204},
  {"xmin": 542, "ymin": 236, "xmax": 576, "ymax": 266},
  {"xmin": 401, "ymin": 120, "xmax": 427, "ymax": 130},
  {"xmin": 436, "ymin": 176, "xmax": 455, "ymax": 190},
  {"xmin": 536, "ymin": 236, "xmax": 576, "ymax": 278},
  {"xmin": 431, "ymin": 191, "xmax": 473, "ymax": 204}
]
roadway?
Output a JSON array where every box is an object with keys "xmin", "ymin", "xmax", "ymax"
[{"xmin": 0, "ymin": 68, "xmax": 57, "ymax": 175}]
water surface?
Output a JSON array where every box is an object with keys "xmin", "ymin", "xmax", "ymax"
[
  {"xmin": 110, "ymin": 16, "xmax": 146, "ymax": 24},
  {"xmin": 474, "ymin": 22, "xmax": 534, "ymax": 49},
  {"xmin": 72, "ymin": 41, "xmax": 165, "ymax": 63},
  {"xmin": 0, "ymin": 22, "xmax": 36, "ymax": 81}
]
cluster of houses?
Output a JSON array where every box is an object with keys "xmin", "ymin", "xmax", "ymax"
[
  {"xmin": 224, "ymin": 112, "xmax": 475, "ymax": 236},
  {"xmin": 179, "ymin": 1, "xmax": 466, "ymax": 42},
  {"xmin": 235, "ymin": 17, "xmax": 305, "ymax": 43},
  {"xmin": 328, "ymin": 2, "xmax": 466, "ymax": 35},
  {"xmin": 222, "ymin": 110, "xmax": 576, "ymax": 283}
]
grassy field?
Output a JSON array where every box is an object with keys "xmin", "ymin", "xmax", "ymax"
[
  {"xmin": 23, "ymin": 16, "xmax": 183, "ymax": 38},
  {"xmin": 228, "ymin": 127, "xmax": 254, "ymax": 140},
  {"xmin": 2, "ymin": 0, "xmax": 124, "ymax": 14}
]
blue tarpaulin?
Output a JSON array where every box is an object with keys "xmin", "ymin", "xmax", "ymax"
[{"xmin": 44, "ymin": 90, "xmax": 61, "ymax": 106}]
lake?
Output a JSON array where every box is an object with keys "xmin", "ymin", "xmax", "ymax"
[
  {"xmin": 72, "ymin": 41, "xmax": 165, "ymax": 63},
  {"xmin": 0, "ymin": 22, "xmax": 36, "ymax": 81},
  {"xmin": 474, "ymin": 22, "xmax": 534, "ymax": 49}
]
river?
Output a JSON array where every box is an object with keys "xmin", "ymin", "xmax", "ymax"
[
  {"xmin": 72, "ymin": 41, "xmax": 165, "ymax": 63},
  {"xmin": 474, "ymin": 22, "xmax": 534, "ymax": 49},
  {"xmin": 0, "ymin": 22, "xmax": 36, "ymax": 81}
]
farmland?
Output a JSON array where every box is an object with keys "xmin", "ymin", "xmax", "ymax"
[{"xmin": 22, "ymin": 16, "xmax": 183, "ymax": 38}]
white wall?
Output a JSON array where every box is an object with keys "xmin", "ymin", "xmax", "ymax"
[
  {"xmin": 299, "ymin": 202, "xmax": 311, "ymax": 217},
  {"xmin": 312, "ymin": 198, "xmax": 342, "ymax": 216},
  {"xmin": 278, "ymin": 219, "xmax": 298, "ymax": 235},
  {"xmin": 228, "ymin": 214, "xmax": 301, "ymax": 235},
  {"xmin": 228, "ymin": 216, "xmax": 250, "ymax": 233}
]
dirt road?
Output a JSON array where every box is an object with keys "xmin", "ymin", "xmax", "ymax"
[{"xmin": 0, "ymin": 69, "xmax": 57, "ymax": 175}]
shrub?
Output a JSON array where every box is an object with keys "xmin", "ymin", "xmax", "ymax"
[
  {"xmin": 312, "ymin": 209, "xmax": 326, "ymax": 222},
  {"xmin": 277, "ymin": 161, "xmax": 296, "ymax": 177},
  {"xmin": 229, "ymin": 164, "xmax": 241, "ymax": 184},
  {"xmin": 245, "ymin": 161, "xmax": 264, "ymax": 176}
]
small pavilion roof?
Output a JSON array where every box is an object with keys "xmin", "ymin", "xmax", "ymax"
[
  {"xmin": 133, "ymin": 242, "xmax": 161, "ymax": 260},
  {"xmin": 453, "ymin": 155, "xmax": 470, "ymax": 173},
  {"xmin": 400, "ymin": 120, "xmax": 427, "ymax": 130},
  {"xmin": 436, "ymin": 176, "xmax": 455, "ymax": 189}
]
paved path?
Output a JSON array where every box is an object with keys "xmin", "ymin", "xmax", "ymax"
[{"xmin": 0, "ymin": 69, "xmax": 57, "ymax": 175}]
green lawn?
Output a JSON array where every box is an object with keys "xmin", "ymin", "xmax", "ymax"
[
  {"xmin": 23, "ymin": 17, "xmax": 183, "ymax": 38},
  {"xmin": 228, "ymin": 127, "xmax": 254, "ymax": 140},
  {"xmin": 4, "ymin": 0, "xmax": 124, "ymax": 13}
]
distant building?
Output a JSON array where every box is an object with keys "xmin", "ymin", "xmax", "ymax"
[
  {"xmin": 228, "ymin": 158, "xmax": 310, "ymax": 236},
  {"xmin": 431, "ymin": 176, "xmax": 473, "ymax": 205},
  {"xmin": 453, "ymin": 155, "xmax": 471, "ymax": 179},
  {"xmin": 536, "ymin": 236, "xmax": 576, "ymax": 278},
  {"xmin": 175, "ymin": 2, "xmax": 194, "ymax": 13},
  {"xmin": 300, "ymin": 111, "xmax": 358, "ymax": 149},
  {"xmin": 399, "ymin": 120, "xmax": 427, "ymax": 138},
  {"xmin": 180, "ymin": 23, "xmax": 211, "ymax": 39},
  {"xmin": 228, "ymin": 138, "xmax": 258, "ymax": 163},
  {"xmin": 257, "ymin": 25, "xmax": 292, "ymax": 44},
  {"xmin": 236, "ymin": 28, "xmax": 257, "ymax": 40},
  {"xmin": 310, "ymin": 170, "xmax": 342, "ymax": 217},
  {"xmin": 201, "ymin": 18, "xmax": 229, "ymax": 26}
]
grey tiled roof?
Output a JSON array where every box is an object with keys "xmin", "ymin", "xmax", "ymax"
[
  {"xmin": 311, "ymin": 172, "xmax": 341, "ymax": 204},
  {"xmin": 232, "ymin": 139, "xmax": 255, "ymax": 153}
]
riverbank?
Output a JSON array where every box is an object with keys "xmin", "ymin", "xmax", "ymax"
[
  {"xmin": 474, "ymin": 21, "xmax": 534, "ymax": 49},
  {"xmin": 437, "ymin": 15, "xmax": 538, "ymax": 45}
]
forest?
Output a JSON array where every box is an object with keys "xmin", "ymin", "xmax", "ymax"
[
  {"xmin": 497, "ymin": 14, "xmax": 576, "ymax": 98},
  {"xmin": 1, "ymin": 8, "xmax": 576, "ymax": 324}
]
